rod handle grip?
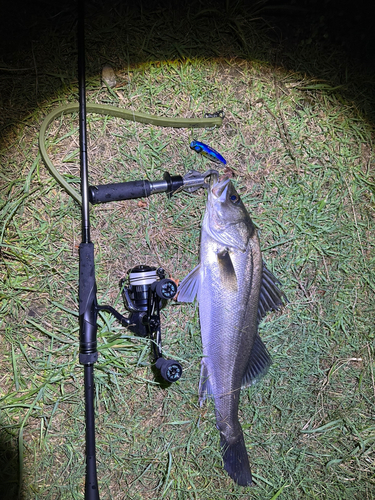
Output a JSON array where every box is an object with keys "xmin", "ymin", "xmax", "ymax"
[{"xmin": 89, "ymin": 180, "xmax": 152, "ymax": 204}]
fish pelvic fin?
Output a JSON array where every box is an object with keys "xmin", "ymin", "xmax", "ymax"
[
  {"xmin": 258, "ymin": 262, "xmax": 288, "ymax": 324},
  {"xmin": 217, "ymin": 250, "xmax": 237, "ymax": 292},
  {"xmin": 198, "ymin": 360, "xmax": 213, "ymax": 405},
  {"xmin": 241, "ymin": 334, "xmax": 272, "ymax": 388},
  {"xmin": 221, "ymin": 434, "xmax": 253, "ymax": 487},
  {"xmin": 177, "ymin": 264, "xmax": 201, "ymax": 302}
]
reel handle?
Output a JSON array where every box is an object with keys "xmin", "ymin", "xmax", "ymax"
[
  {"xmin": 155, "ymin": 358, "xmax": 183, "ymax": 383},
  {"xmin": 151, "ymin": 278, "xmax": 178, "ymax": 300}
]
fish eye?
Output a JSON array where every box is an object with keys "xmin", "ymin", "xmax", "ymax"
[{"xmin": 230, "ymin": 194, "xmax": 240, "ymax": 204}]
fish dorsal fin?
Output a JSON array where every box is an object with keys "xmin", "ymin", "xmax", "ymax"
[
  {"xmin": 258, "ymin": 262, "xmax": 288, "ymax": 324},
  {"xmin": 177, "ymin": 264, "xmax": 201, "ymax": 302},
  {"xmin": 241, "ymin": 334, "xmax": 272, "ymax": 388},
  {"xmin": 217, "ymin": 250, "xmax": 237, "ymax": 292}
]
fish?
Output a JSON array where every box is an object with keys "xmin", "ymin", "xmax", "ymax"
[{"xmin": 178, "ymin": 176, "xmax": 287, "ymax": 486}]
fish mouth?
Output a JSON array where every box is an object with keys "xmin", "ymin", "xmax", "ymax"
[{"xmin": 211, "ymin": 177, "xmax": 230, "ymax": 201}]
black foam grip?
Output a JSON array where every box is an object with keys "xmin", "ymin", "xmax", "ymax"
[
  {"xmin": 89, "ymin": 180, "xmax": 152, "ymax": 204},
  {"xmin": 79, "ymin": 242, "xmax": 96, "ymax": 315},
  {"xmin": 79, "ymin": 242, "xmax": 98, "ymax": 356}
]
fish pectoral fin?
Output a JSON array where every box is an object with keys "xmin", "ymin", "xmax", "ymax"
[
  {"xmin": 198, "ymin": 360, "xmax": 213, "ymax": 405},
  {"xmin": 241, "ymin": 334, "xmax": 272, "ymax": 388},
  {"xmin": 217, "ymin": 250, "xmax": 237, "ymax": 292},
  {"xmin": 177, "ymin": 264, "xmax": 201, "ymax": 302},
  {"xmin": 258, "ymin": 262, "xmax": 288, "ymax": 324}
]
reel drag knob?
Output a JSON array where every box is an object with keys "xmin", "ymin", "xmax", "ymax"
[
  {"xmin": 152, "ymin": 279, "xmax": 178, "ymax": 300},
  {"xmin": 155, "ymin": 358, "xmax": 182, "ymax": 383}
]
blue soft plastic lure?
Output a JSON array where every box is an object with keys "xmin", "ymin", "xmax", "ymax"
[{"xmin": 190, "ymin": 140, "xmax": 227, "ymax": 165}]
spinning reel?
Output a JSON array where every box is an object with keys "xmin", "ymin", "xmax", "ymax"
[{"xmin": 119, "ymin": 266, "xmax": 182, "ymax": 383}]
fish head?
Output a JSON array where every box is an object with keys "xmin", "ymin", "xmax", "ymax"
[{"xmin": 204, "ymin": 177, "xmax": 255, "ymax": 252}]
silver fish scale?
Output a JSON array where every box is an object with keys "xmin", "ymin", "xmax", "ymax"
[{"xmin": 198, "ymin": 214, "xmax": 262, "ymax": 444}]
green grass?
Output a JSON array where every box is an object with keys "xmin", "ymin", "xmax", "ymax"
[{"xmin": 1, "ymin": 3, "xmax": 375, "ymax": 500}]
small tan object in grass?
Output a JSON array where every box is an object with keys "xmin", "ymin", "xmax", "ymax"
[
  {"xmin": 219, "ymin": 166, "xmax": 236, "ymax": 182},
  {"xmin": 101, "ymin": 64, "xmax": 117, "ymax": 88},
  {"xmin": 169, "ymin": 277, "xmax": 179, "ymax": 300}
]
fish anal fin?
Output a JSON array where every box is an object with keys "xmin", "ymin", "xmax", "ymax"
[
  {"xmin": 217, "ymin": 250, "xmax": 237, "ymax": 292},
  {"xmin": 177, "ymin": 264, "xmax": 201, "ymax": 302},
  {"xmin": 241, "ymin": 334, "xmax": 272, "ymax": 388}
]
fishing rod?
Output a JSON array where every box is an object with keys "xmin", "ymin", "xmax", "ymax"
[
  {"xmin": 74, "ymin": 2, "xmax": 226, "ymax": 497},
  {"xmin": 77, "ymin": 0, "xmax": 100, "ymax": 498}
]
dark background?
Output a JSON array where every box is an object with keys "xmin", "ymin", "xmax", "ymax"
[
  {"xmin": 1, "ymin": 0, "xmax": 374, "ymax": 65},
  {"xmin": 1, "ymin": 0, "xmax": 375, "ymax": 138}
]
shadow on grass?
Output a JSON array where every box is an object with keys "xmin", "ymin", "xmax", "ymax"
[
  {"xmin": 0, "ymin": 0, "xmax": 374, "ymax": 150},
  {"xmin": 0, "ymin": 426, "xmax": 22, "ymax": 500}
]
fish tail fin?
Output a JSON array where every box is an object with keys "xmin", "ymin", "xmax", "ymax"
[{"xmin": 221, "ymin": 434, "xmax": 253, "ymax": 487}]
